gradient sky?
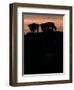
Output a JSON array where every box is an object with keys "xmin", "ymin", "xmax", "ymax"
[{"xmin": 23, "ymin": 14, "xmax": 63, "ymax": 34}]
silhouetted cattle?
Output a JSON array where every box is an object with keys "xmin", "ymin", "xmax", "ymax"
[
  {"xmin": 40, "ymin": 22, "xmax": 57, "ymax": 32},
  {"xmin": 28, "ymin": 23, "xmax": 39, "ymax": 33}
]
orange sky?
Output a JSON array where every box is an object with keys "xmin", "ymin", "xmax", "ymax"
[{"xmin": 23, "ymin": 14, "xmax": 63, "ymax": 34}]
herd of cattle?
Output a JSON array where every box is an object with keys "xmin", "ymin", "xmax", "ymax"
[{"xmin": 28, "ymin": 22, "xmax": 57, "ymax": 33}]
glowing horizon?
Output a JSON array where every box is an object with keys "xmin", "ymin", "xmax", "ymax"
[{"xmin": 23, "ymin": 14, "xmax": 63, "ymax": 34}]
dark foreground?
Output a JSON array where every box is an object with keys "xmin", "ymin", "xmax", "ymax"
[{"xmin": 24, "ymin": 32, "xmax": 63, "ymax": 74}]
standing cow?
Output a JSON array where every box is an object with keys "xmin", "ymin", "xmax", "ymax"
[
  {"xmin": 40, "ymin": 22, "xmax": 57, "ymax": 32},
  {"xmin": 28, "ymin": 23, "xmax": 39, "ymax": 33}
]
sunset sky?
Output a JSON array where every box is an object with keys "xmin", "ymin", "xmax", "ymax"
[{"xmin": 23, "ymin": 14, "xmax": 63, "ymax": 34}]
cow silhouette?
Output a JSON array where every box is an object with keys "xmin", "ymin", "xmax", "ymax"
[
  {"xmin": 28, "ymin": 23, "xmax": 39, "ymax": 33},
  {"xmin": 40, "ymin": 22, "xmax": 57, "ymax": 32}
]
